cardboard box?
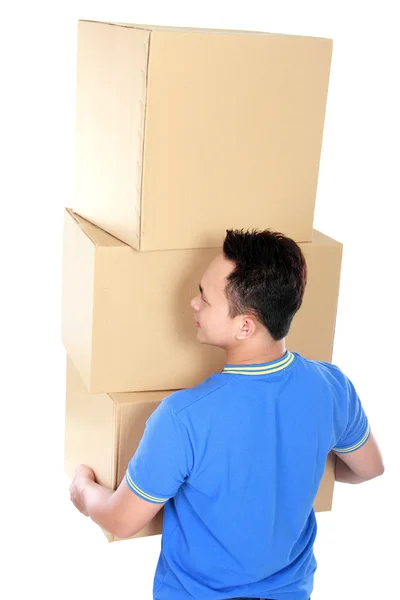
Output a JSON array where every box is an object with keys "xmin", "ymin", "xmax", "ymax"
[
  {"xmin": 61, "ymin": 208, "xmax": 342, "ymax": 393},
  {"xmin": 72, "ymin": 20, "xmax": 333, "ymax": 250},
  {"xmin": 64, "ymin": 358, "xmax": 336, "ymax": 542}
]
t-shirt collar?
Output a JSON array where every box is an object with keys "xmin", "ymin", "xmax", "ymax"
[{"xmin": 222, "ymin": 349, "xmax": 295, "ymax": 376}]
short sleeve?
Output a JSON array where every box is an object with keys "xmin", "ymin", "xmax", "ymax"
[
  {"xmin": 333, "ymin": 375, "xmax": 371, "ymax": 454},
  {"xmin": 125, "ymin": 397, "xmax": 193, "ymax": 504}
]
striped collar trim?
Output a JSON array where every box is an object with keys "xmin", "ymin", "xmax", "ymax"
[{"xmin": 222, "ymin": 350, "xmax": 295, "ymax": 376}]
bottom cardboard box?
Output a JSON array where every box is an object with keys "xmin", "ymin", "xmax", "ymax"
[{"xmin": 64, "ymin": 357, "xmax": 335, "ymax": 542}]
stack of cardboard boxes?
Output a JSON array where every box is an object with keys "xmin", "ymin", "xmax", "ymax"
[{"xmin": 62, "ymin": 20, "xmax": 341, "ymax": 542}]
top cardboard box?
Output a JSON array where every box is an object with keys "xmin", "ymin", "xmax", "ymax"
[{"xmin": 72, "ymin": 20, "xmax": 333, "ymax": 251}]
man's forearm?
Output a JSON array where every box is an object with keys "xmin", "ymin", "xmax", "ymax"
[
  {"xmin": 334, "ymin": 456, "xmax": 368, "ymax": 484},
  {"xmin": 79, "ymin": 478, "xmax": 117, "ymax": 531}
]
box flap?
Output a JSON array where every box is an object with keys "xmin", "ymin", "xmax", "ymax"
[
  {"xmin": 65, "ymin": 209, "xmax": 126, "ymax": 248},
  {"xmin": 79, "ymin": 20, "xmax": 331, "ymax": 41},
  {"xmin": 62, "ymin": 211, "xmax": 96, "ymax": 388},
  {"xmin": 72, "ymin": 21, "xmax": 149, "ymax": 248},
  {"xmin": 79, "ymin": 19, "xmax": 273, "ymax": 36}
]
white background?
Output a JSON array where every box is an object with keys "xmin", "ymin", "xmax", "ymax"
[{"xmin": 1, "ymin": 1, "xmax": 399, "ymax": 598}]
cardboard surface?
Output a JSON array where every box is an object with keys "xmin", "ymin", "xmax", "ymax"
[
  {"xmin": 73, "ymin": 20, "xmax": 332, "ymax": 250},
  {"xmin": 61, "ymin": 209, "xmax": 343, "ymax": 394},
  {"xmin": 64, "ymin": 358, "xmax": 336, "ymax": 543}
]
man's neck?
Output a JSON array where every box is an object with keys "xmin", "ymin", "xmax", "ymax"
[{"xmin": 225, "ymin": 340, "xmax": 287, "ymax": 366}]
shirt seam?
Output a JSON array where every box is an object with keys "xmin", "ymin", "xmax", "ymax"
[{"xmin": 173, "ymin": 378, "xmax": 234, "ymax": 415}]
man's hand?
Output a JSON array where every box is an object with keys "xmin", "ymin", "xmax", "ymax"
[
  {"xmin": 68, "ymin": 465, "xmax": 165, "ymax": 538},
  {"xmin": 69, "ymin": 464, "xmax": 96, "ymax": 516}
]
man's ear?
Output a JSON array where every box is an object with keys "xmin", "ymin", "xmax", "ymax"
[{"xmin": 235, "ymin": 316, "xmax": 257, "ymax": 340}]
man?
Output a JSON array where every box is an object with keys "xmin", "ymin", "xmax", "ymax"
[{"xmin": 70, "ymin": 228, "xmax": 384, "ymax": 600}]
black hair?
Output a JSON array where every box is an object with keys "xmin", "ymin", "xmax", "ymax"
[{"xmin": 222, "ymin": 229, "xmax": 307, "ymax": 340}]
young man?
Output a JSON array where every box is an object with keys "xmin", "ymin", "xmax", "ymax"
[{"xmin": 70, "ymin": 229, "xmax": 384, "ymax": 600}]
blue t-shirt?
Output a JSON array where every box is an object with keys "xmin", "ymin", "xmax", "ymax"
[{"xmin": 125, "ymin": 350, "xmax": 370, "ymax": 600}]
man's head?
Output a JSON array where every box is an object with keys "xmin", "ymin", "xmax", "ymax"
[{"xmin": 190, "ymin": 228, "xmax": 307, "ymax": 351}]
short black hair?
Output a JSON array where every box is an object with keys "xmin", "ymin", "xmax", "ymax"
[{"xmin": 222, "ymin": 229, "xmax": 307, "ymax": 340}]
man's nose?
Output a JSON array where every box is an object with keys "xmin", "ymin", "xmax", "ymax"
[{"xmin": 191, "ymin": 296, "xmax": 200, "ymax": 311}]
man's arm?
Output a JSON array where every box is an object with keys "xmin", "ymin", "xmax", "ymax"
[
  {"xmin": 69, "ymin": 465, "xmax": 165, "ymax": 538},
  {"xmin": 334, "ymin": 431, "xmax": 384, "ymax": 484}
]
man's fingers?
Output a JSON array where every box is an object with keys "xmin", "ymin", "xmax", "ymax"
[
  {"xmin": 70, "ymin": 489, "xmax": 89, "ymax": 516},
  {"xmin": 71, "ymin": 498, "xmax": 89, "ymax": 516}
]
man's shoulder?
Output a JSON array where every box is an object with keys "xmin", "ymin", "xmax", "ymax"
[{"xmin": 293, "ymin": 352, "xmax": 349, "ymax": 387}]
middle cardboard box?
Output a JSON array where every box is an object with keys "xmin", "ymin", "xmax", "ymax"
[{"xmin": 62, "ymin": 208, "xmax": 342, "ymax": 394}]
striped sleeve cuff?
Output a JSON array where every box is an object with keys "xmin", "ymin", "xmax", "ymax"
[
  {"xmin": 333, "ymin": 424, "xmax": 371, "ymax": 454},
  {"xmin": 125, "ymin": 471, "xmax": 169, "ymax": 504}
]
